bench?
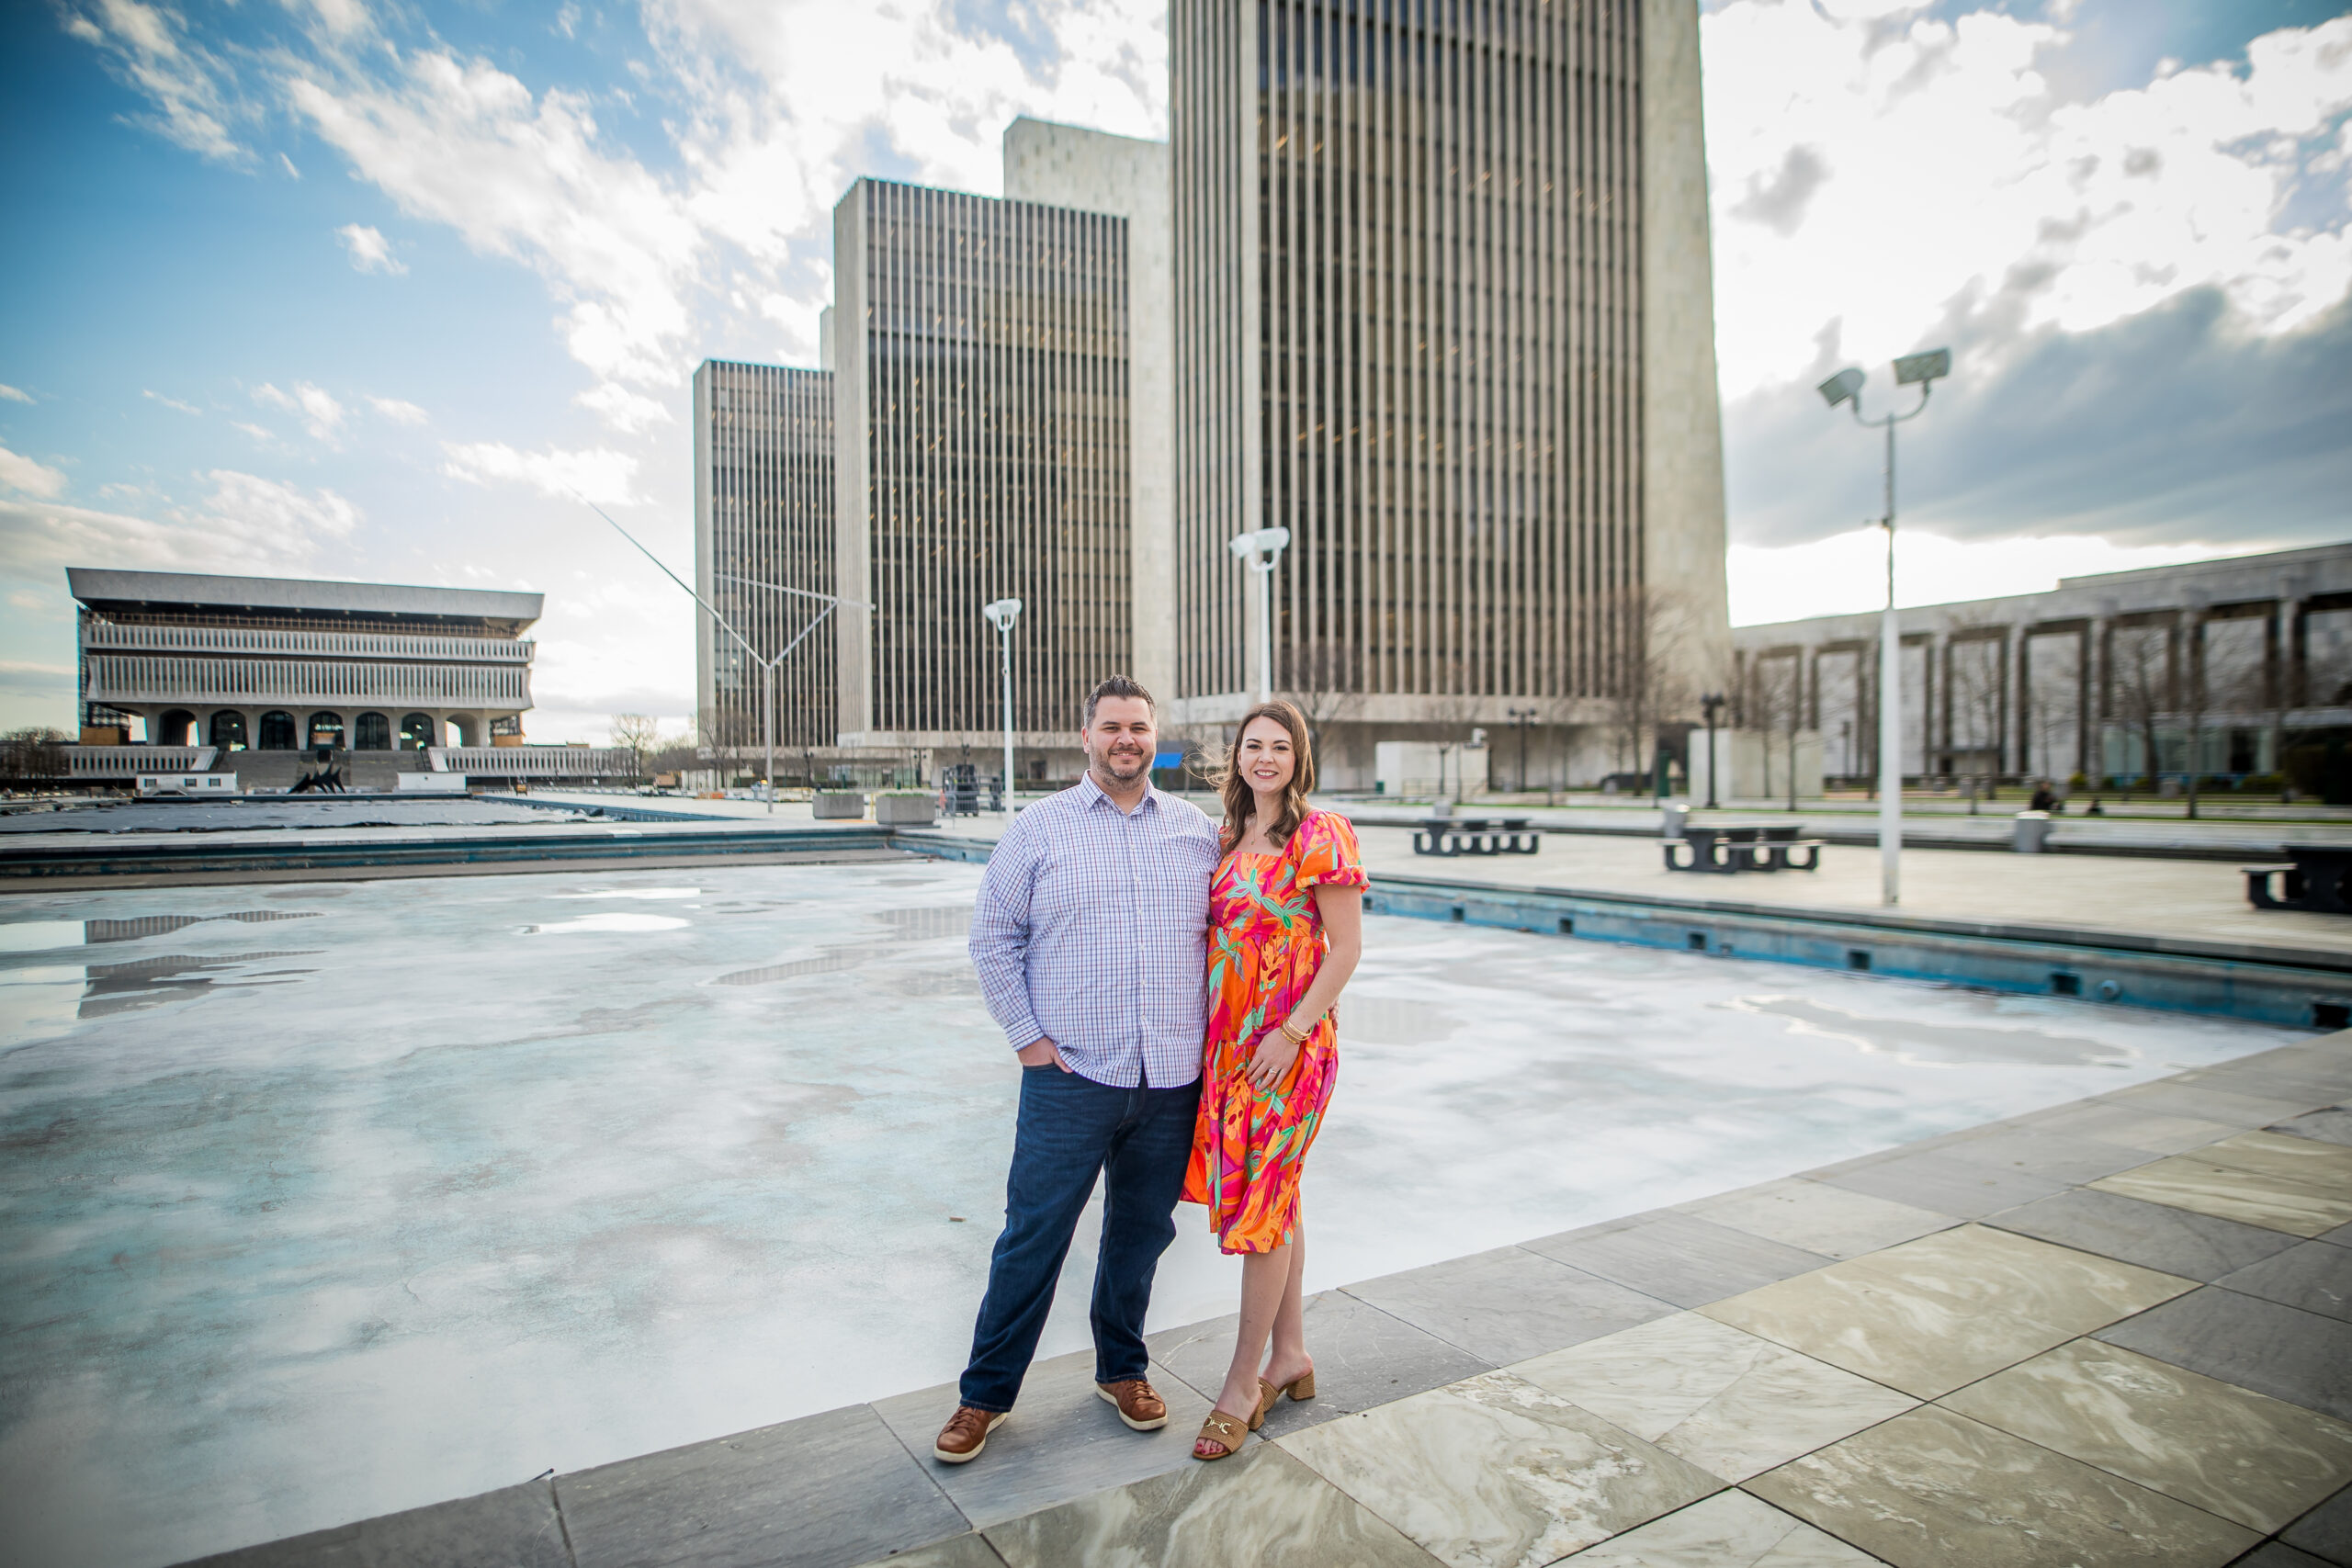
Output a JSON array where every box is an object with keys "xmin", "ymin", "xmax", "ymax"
[
  {"xmin": 1663, "ymin": 823, "xmax": 1823, "ymax": 874},
  {"xmin": 2245, "ymin": 845, "xmax": 2352, "ymax": 913},
  {"xmin": 1412, "ymin": 816, "xmax": 1542, "ymax": 856}
]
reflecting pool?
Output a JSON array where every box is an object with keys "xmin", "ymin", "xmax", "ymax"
[{"xmin": 0, "ymin": 861, "xmax": 2296, "ymax": 1566}]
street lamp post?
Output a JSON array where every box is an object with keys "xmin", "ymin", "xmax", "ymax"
[
  {"xmin": 579, "ymin": 498, "xmax": 860, "ymax": 815},
  {"xmin": 1507, "ymin": 707, "xmax": 1540, "ymax": 793},
  {"xmin": 1699, "ymin": 691, "xmax": 1726, "ymax": 810},
  {"xmin": 1817, "ymin": 347, "xmax": 1951, "ymax": 907},
  {"xmin": 983, "ymin": 598, "xmax": 1023, "ymax": 814},
  {"xmin": 1228, "ymin": 528, "xmax": 1292, "ymax": 703}
]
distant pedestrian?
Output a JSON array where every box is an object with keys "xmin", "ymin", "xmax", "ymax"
[
  {"xmin": 1185, "ymin": 699, "xmax": 1365, "ymax": 1461},
  {"xmin": 2029, "ymin": 782, "xmax": 2055, "ymax": 813},
  {"xmin": 933, "ymin": 676, "xmax": 1219, "ymax": 1466}
]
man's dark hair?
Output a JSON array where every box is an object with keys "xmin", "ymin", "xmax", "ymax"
[{"xmin": 1083, "ymin": 675, "xmax": 1157, "ymax": 727}]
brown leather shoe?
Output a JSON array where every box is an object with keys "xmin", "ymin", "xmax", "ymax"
[
  {"xmin": 1096, "ymin": 1377, "xmax": 1170, "ymax": 1431},
  {"xmin": 933, "ymin": 1405, "xmax": 1007, "ymax": 1463}
]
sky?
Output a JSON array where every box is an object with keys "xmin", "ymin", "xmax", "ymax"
[{"xmin": 1, "ymin": 0, "xmax": 2347, "ymax": 745}]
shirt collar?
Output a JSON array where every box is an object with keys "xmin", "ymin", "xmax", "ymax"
[{"xmin": 1078, "ymin": 770, "xmax": 1159, "ymax": 816}]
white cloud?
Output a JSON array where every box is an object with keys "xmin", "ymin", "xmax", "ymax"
[
  {"xmin": 367, "ymin": 394, "xmax": 429, "ymax": 425},
  {"xmin": 0, "ymin": 446, "xmax": 68, "ymax": 499},
  {"xmin": 442, "ymin": 440, "xmax": 639, "ymax": 505},
  {"xmin": 1702, "ymin": 7, "xmax": 2352, "ymax": 400},
  {"xmin": 232, "ymin": 420, "xmax": 274, "ymax": 441},
  {"xmin": 1730, "ymin": 526, "xmax": 2236, "ymax": 626},
  {"xmin": 279, "ymin": 151, "xmax": 301, "ymax": 178},
  {"xmin": 0, "ymin": 470, "xmax": 361, "ymax": 579},
  {"xmin": 142, "ymin": 389, "xmax": 200, "ymax": 414},
  {"xmin": 335, "ymin": 221, "xmax": 406, "ymax": 274},
  {"xmin": 59, "ymin": 0, "xmax": 245, "ymax": 161},
  {"xmin": 252, "ymin": 380, "xmax": 347, "ymax": 442},
  {"xmin": 575, "ymin": 382, "xmax": 672, "ymax": 434},
  {"xmin": 0, "ymin": 384, "xmax": 32, "ymax": 404}
]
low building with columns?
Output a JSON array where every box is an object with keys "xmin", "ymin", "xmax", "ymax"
[
  {"xmin": 63, "ymin": 568, "xmax": 628, "ymax": 788},
  {"xmin": 1731, "ymin": 541, "xmax": 2352, "ymax": 788}
]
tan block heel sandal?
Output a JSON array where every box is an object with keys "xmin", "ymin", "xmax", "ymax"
[{"xmin": 1193, "ymin": 1406, "xmax": 1256, "ymax": 1461}]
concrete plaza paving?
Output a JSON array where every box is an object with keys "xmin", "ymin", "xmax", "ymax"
[{"xmin": 191, "ymin": 1032, "xmax": 2352, "ymax": 1568}]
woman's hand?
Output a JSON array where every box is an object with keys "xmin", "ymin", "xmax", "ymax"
[{"xmin": 1243, "ymin": 1023, "xmax": 1304, "ymax": 1093}]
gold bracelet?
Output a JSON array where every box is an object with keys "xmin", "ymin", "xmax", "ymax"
[{"xmin": 1280, "ymin": 1017, "xmax": 1311, "ymax": 1043}]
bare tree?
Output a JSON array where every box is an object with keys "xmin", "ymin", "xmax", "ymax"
[
  {"xmin": 1942, "ymin": 622, "xmax": 2008, "ymax": 802},
  {"xmin": 1421, "ymin": 660, "xmax": 1487, "ymax": 802},
  {"xmin": 1598, "ymin": 586, "xmax": 1703, "ymax": 785},
  {"xmin": 608, "ymin": 714, "xmax": 660, "ymax": 778},
  {"xmin": 2108, "ymin": 622, "xmax": 2172, "ymax": 800},
  {"xmin": 1749, "ymin": 654, "xmax": 1804, "ymax": 810},
  {"xmin": 1, "ymin": 727, "xmax": 68, "ymax": 779},
  {"xmin": 1277, "ymin": 637, "xmax": 1365, "ymax": 751}
]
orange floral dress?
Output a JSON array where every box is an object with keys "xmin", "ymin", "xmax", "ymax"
[{"xmin": 1182, "ymin": 810, "xmax": 1367, "ymax": 1255}]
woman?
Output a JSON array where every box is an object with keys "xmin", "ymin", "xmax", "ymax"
[{"xmin": 1182, "ymin": 700, "xmax": 1365, "ymax": 1461}]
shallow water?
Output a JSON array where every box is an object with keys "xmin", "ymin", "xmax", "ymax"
[{"xmin": 0, "ymin": 861, "xmax": 2295, "ymax": 1566}]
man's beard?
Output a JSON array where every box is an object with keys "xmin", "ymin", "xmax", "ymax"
[{"xmin": 1094, "ymin": 745, "xmax": 1151, "ymax": 781}]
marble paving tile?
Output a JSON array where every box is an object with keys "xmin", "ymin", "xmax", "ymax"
[
  {"xmin": 560, "ymin": 1403, "xmax": 967, "ymax": 1568},
  {"xmin": 2282, "ymin": 1479, "xmax": 2352, "ymax": 1564},
  {"xmin": 983, "ymin": 1441, "xmax": 1439, "ymax": 1568},
  {"xmin": 2199, "ymin": 1131, "xmax": 2352, "ymax": 1189},
  {"xmin": 1561, "ymin": 1490, "xmax": 1886, "ymax": 1566},
  {"xmin": 849, "ymin": 1534, "xmax": 1006, "ymax": 1568},
  {"xmin": 2231, "ymin": 1543, "xmax": 2336, "ymax": 1568},
  {"xmin": 1510, "ymin": 1312, "xmax": 1916, "ymax": 1482},
  {"xmin": 2089, "ymin": 1156, "xmax": 2352, "ymax": 1238},
  {"xmin": 2015, "ymin": 1100, "xmax": 2241, "ymax": 1156},
  {"xmin": 1745, "ymin": 1404, "xmax": 2259, "ymax": 1568},
  {"xmin": 2221, "ymin": 1242, "xmax": 2352, "ymax": 1322},
  {"xmin": 1927, "ymin": 1125, "xmax": 2164, "ymax": 1184},
  {"xmin": 2097, "ymin": 1287, "xmax": 2352, "ymax": 1424},
  {"xmin": 187, "ymin": 1478, "xmax": 571, "ymax": 1568},
  {"xmin": 1675, "ymin": 1179, "xmax": 1956, "ymax": 1261},
  {"xmin": 868, "ymin": 1346, "xmax": 1214, "ymax": 1529},
  {"xmin": 1702, "ymin": 1224, "xmax": 2194, "ymax": 1400},
  {"xmin": 2102, "ymin": 1080, "xmax": 2321, "ymax": 1131},
  {"xmin": 1147, "ymin": 1290, "xmax": 1492, "ymax": 1441},
  {"xmin": 2272, "ymin": 1108, "xmax": 2352, "ymax": 1148},
  {"xmin": 1813, "ymin": 1150, "xmax": 2070, "ymax": 1220},
  {"xmin": 1279, "ymin": 1370, "xmax": 1723, "ymax": 1568},
  {"xmin": 1522, "ymin": 1211, "xmax": 1834, "ymax": 1309},
  {"xmin": 1343, "ymin": 1247, "xmax": 1676, "ymax": 1368},
  {"xmin": 1939, "ymin": 1338, "xmax": 2352, "ymax": 1532},
  {"xmin": 1988, "ymin": 1187, "xmax": 2303, "ymax": 1281}
]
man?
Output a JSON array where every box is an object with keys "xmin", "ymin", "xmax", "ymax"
[{"xmin": 934, "ymin": 675, "xmax": 1220, "ymax": 1463}]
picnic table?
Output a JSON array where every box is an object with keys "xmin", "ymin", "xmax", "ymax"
[
  {"xmin": 1412, "ymin": 817, "xmax": 1542, "ymax": 857},
  {"xmin": 1663, "ymin": 822, "xmax": 1824, "ymax": 874},
  {"xmin": 2244, "ymin": 843, "xmax": 2352, "ymax": 914}
]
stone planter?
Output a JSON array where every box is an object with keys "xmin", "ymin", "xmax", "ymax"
[
  {"xmin": 812, "ymin": 791, "xmax": 866, "ymax": 820},
  {"xmin": 874, "ymin": 794, "xmax": 936, "ymax": 827}
]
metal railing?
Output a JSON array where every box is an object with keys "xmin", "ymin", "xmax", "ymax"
[
  {"xmin": 84, "ymin": 656, "xmax": 530, "ymax": 705},
  {"xmin": 65, "ymin": 745, "xmax": 219, "ymax": 778},
  {"xmin": 82, "ymin": 624, "xmax": 532, "ymax": 661}
]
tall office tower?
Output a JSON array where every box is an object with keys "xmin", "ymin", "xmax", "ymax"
[
  {"xmin": 831, "ymin": 175, "xmax": 1134, "ymax": 764},
  {"xmin": 1003, "ymin": 118, "xmax": 1175, "ymax": 706},
  {"xmin": 692, "ymin": 359, "xmax": 836, "ymax": 758},
  {"xmin": 1171, "ymin": 0, "xmax": 1730, "ymax": 784}
]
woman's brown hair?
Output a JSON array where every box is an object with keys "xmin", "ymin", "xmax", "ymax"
[{"xmin": 1216, "ymin": 700, "xmax": 1317, "ymax": 853}]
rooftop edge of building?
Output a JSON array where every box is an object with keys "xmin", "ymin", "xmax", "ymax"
[{"xmin": 65, "ymin": 568, "xmax": 545, "ymax": 626}]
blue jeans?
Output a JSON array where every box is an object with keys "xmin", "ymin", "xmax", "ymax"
[{"xmin": 958, "ymin": 1066, "xmax": 1201, "ymax": 1413}]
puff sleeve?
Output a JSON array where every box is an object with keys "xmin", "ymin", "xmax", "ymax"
[{"xmin": 1292, "ymin": 810, "xmax": 1368, "ymax": 891}]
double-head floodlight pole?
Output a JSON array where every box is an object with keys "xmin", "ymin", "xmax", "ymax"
[
  {"xmin": 983, "ymin": 599, "xmax": 1022, "ymax": 814},
  {"xmin": 580, "ymin": 496, "xmax": 860, "ymax": 814},
  {"xmin": 1817, "ymin": 348, "xmax": 1951, "ymax": 907},
  {"xmin": 1229, "ymin": 528, "xmax": 1293, "ymax": 703}
]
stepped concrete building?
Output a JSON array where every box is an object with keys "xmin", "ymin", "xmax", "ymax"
[
  {"xmin": 1170, "ymin": 0, "xmax": 1730, "ymax": 787},
  {"xmin": 1732, "ymin": 542, "xmax": 2352, "ymax": 786},
  {"xmin": 62, "ymin": 569, "xmax": 626, "ymax": 787},
  {"xmin": 692, "ymin": 359, "xmax": 837, "ymax": 757}
]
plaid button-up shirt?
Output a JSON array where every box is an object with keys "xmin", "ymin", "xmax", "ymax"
[{"xmin": 968, "ymin": 772, "xmax": 1221, "ymax": 1089}]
